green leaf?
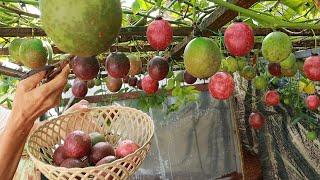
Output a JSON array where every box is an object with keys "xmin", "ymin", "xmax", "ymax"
[
  {"xmin": 137, "ymin": 0, "xmax": 148, "ymax": 10},
  {"xmin": 132, "ymin": 0, "xmax": 141, "ymax": 15}
]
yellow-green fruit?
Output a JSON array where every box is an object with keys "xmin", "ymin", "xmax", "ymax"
[
  {"xmin": 298, "ymin": 81, "xmax": 307, "ymax": 93},
  {"xmin": 253, "ymin": 76, "xmax": 268, "ymax": 90},
  {"xmin": 225, "ymin": 56, "xmax": 238, "ymax": 73},
  {"xmin": 241, "ymin": 65, "xmax": 256, "ymax": 80},
  {"xmin": 184, "ymin": 37, "xmax": 222, "ymax": 78},
  {"xmin": 219, "ymin": 58, "xmax": 228, "ymax": 72},
  {"xmin": 19, "ymin": 38, "xmax": 48, "ymax": 69},
  {"xmin": 261, "ymin": 32, "xmax": 292, "ymax": 63},
  {"xmin": 87, "ymin": 80, "xmax": 95, "ymax": 88},
  {"xmin": 280, "ymin": 53, "xmax": 296, "ymax": 69},
  {"xmin": 9, "ymin": 38, "xmax": 24, "ymax": 63},
  {"xmin": 237, "ymin": 57, "xmax": 247, "ymax": 71},
  {"xmin": 282, "ymin": 63, "xmax": 297, "ymax": 77},
  {"xmin": 304, "ymin": 82, "xmax": 316, "ymax": 95}
]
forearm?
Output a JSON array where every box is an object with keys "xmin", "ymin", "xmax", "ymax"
[{"xmin": 0, "ymin": 117, "xmax": 33, "ymax": 180}]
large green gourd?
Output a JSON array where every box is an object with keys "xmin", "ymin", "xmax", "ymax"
[{"xmin": 40, "ymin": 0, "xmax": 122, "ymax": 57}]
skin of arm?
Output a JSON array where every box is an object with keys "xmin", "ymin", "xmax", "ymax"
[{"xmin": 0, "ymin": 65, "xmax": 70, "ymax": 180}]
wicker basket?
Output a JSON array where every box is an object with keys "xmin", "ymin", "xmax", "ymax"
[{"xmin": 27, "ymin": 106, "xmax": 154, "ymax": 180}]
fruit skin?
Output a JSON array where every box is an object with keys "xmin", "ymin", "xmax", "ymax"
[
  {"xmin": 183, "ymin": 71, "xmax": 197, "ymax": 84},
  {"xmin": 307, "ymin": 131, "xmax": 317, "ymax": 141},
  {"xmin": 208, "ymin": 72, "xmax": 235, "ymax": 100},
  {"xmin": 64, "ymin": 131, "xmax": 91, "ymax": 159},
  {"xmin": 72, "ymin": 56, "xmax": 100, "ymax": 81},
  {"xmin": 89, "ymin": 132, "xmax": 106, "ymax": 146},
  {"xmin": 19, "ymin": 38, "xmax": 48, "ymax": 69},
  {"xmin": 123, "ymin": 76, "xmax": 129, "ymax": 83},
  {"xmin": 305, "ymin": 95, "xmax": 320, "ymax": 110},
  {"xmin": 136, "ymin": 80, "xmax": 142, "ymax": 90},
  {"xmin": 262, "ymin": 32, "xmax": 292, "ymax": 63},
  {"xmin": 89, "ymin": 142, "xmax": 115, "ymax": 165},
  {"xmin": 9, "ymin": 38, "xmax": 24, "ymax": 63},
  {"xmin": 184, "ymin": 37, "xmax": 222, "ymax": 78},
  {"xmin": 60, "ymin": 158, "xmax": 87, "ymax": 168},
  {"xmin": 127, "ymin": 54, "xmax": 142, "ymax": 76},
  {"xmin": 253, "ymin": 76, "xmax": 268, "ymax": 90},
  {"xmin": 298, "ymin": 80, "xmax": 307, "ymax": 93},
  {"xmin": 148, "ymin": 56, "xmax": 169, "ymax": 81},
  {"xmin": 249, "ymin": 112, "xmax": 265, "ymax": 129},
  {"xmin": 224, "ymin": 22, "xmax": 254, "ymax": 57},
  {"xmin": 268, "ymin": 63, "xmax": 282, "ymax": 77},
  {"xmin": 105, "ymin": 52, "xmax": 130, "ymax": 78},
  {"xmin": 304, "ymin": 81, "xmax": 316, "ymax": 95},
  {"xmin": 87, "ymin": 80, "xmax": 95, "ymax": 89},
  {"xmin": 146, "ymin": 17, "xmax": 173, "ymax": 50},
  {"xmin": 106, "ymin": 76, "xmax": 122, "ymax": 92},
  {"xmin": 225, "ymin": 56, "xmax": 238, "ymax": 73},
  {"xmin": 128, "ymin": 77, "xmax": 138, "ymax": 87},
  {"xmin": 280, "ymin": 53, "xmax": 296, "ymax": 69},
  {"xmin": 237, "ymin": 57, "xmax": 247, "ymax": 71},
  {"xmin": 303, "ymin": 55, "xmax": 320, "ymax": 81},
  {"xmin": 281, "ymin": 64, "xmax": 297, "ymax": 77},
  {"xmin": 40, "ymin": 0, "xmax": 122, "ymax": 57},
  {"xmin": 141, "ymin": 75, "xmax": 159, "ymax": 94},
  {"xmin": 95, "ymin": 79, "xmax": 102, "ymax": 86},
  {"xmin": 115, "ymin": 140, "xmax": 140, "ymax": 158},
  {"xmin": 72, "ymin": 79, "xmax": 88, "ymax": 98},
  {"xmin": 53, "ymin": 145, "xmax": 66, "ymax": 166},
  {"xmin": 264, "ymin": 90, "xmax": 280, "ymax": 106},
  {"xmin": 241, "ymin": 65, "xmax": 256, "ymax": 80},
  {"xmin": 96, "ymin": 156, "xmax": 117, "ymax": 166}
]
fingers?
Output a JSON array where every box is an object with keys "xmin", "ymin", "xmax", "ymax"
[{"xmin": 17, "ymin": 71, "xmax": 46, "ymax": 92}]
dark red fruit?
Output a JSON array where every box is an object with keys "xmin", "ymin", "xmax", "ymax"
[
  {"xmin": 123, "ymin": 76, "xmax": 129, "ymax": 83},
  {"xmin": 89, "ymin": 142, "xmax": 115, "ymax": 165},
  {"xmin": 305, "ymin": 95, "xmax": 320, "ymax": 110},
  {"xmin": 64, "ymin": 130, "xmax": 91, "ymax": 158},
  {"xmin": 268, "ymin": 63, "xmax": 282, "ymax": 77},
  {"xmin": 128, "ymin": 77, "xmax": 138, "ymax": 87},
  {"xmin": 209, "ymin": 72, "xmax": 235, "ymax": 100},
  {"xmin": 146, "ymin": 17, "xmax": 173, "ymax": 50},
  {"xmin": 106, "ymin": 76, "xmax": 123, "ymax": 92},
  {"xmin": 141, "ymin": 75, "xmax": 159, "ymax": 94},
  {"xmin": 147, "ymin": 56, "xmax": 169, "ymax": 81},
  {"xmin": 105, "ymin": 52, "xmax": 130, "ymax": 78},
  {"xmin": 303, "ymin": 55, "xmax": 320, "ymax": 81},
  {"xmin": 72, "ymin": 56, "xmax": 100, "ymax": 81},
  {"xmin": 53, "ymin": 145, "xmax": 66, "ymax": 166},
  {"xmin": 115, "ymin": 140, "xmax": 140, "ymax": 159},
  {"xmin": 224, "ymin": 22, "xmax": 254, "ymax": 57},
  {"xmin": 249, "ymin": 112, "xmax": 265, "ymax": 129},
  {"xmin": 183, "ymin": 71, "xmax": 197, "ymax": 84},
  {"xmin": 72, "ymin": 79, "xmax": 88, "ymax": 98},
  {"xmin": 264, "ymin": 90, "xmax": 280, "ymax": 106},
  {"xmin": 96, "ymin": 156, "xmax": 117, "ymax": 166},
  {"xmin": 60, "ymin": 158, "xmax": 87, "ymax": 168},
  {"xmin": 137, "ymin": 80, "xmax": 142, "ymax": 90}
]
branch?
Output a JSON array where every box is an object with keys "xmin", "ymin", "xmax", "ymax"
[
  {"xmin": 0, "ymin": 4, "xmax": 39, "ymax": 18},
  {"xmin": 0, "ymin": 0, "xmax": 38, "ymax": 6}
]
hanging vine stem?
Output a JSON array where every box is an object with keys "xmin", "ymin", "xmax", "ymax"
[
  {"xmin": 0, "ymin": 0, "xmax": 38, "ymax": 6},
  {"xmin": 0, "ymin": 4, "xmax": 39, "ymax": 18},
  {"xmin": 208, "ymin": 0, "xmax": 320, "ymax": 29},
  {"xmin": 311, "ymin": 29, "xmax": 318, "ymax": 53}
]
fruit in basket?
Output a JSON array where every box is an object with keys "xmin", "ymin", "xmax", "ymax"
[
  {"xmin": 262, "ymin": 31, "xmax": 292, "ymax": 63},
  {"xmin": 53, "ymin": 145, "xmax": 66, "ymax": 166},
  {"xmin": 115, "ymin": 140, "xmax": 140, "ymax": 158},
  {"xmin": 128, "ymin": 54, "xmax": 142, "ymax": 76},
  {"xmin": 280, "ymin": 53, "xmax": 296, "ymax": 69},
  {"xmin": 148, "ymin": 56, "xmax": 169, "ymax": 81},
  {"xmin": 64, "ymin": 130, "xmax": 91, "ymax": 158},
  {"xmin": 303, "ymin": 54, "xmax": 320, "ymax": 81},
  {"xmin": 106, "ymin": 76, "xmax": 123, "ymax": 92},
  {"xmin": 96, "ymin": 156, "xmax": 117, "ymax": 166},
  {"xmin": 224, "ymin": 22, "xmax": 254, "ymax": 57},
  {"xmin": 89, "ymin": 142, "xmax": 115, "ymax": 164},
  {"xmin": 249, "ymin": 112, "xmax": 265, "ymax": 129},
  {"xmin": 72, "ymin": 56, "xmax": 100, "ymax": 81},
  {"xmin": 184, "ymin": 71, "xmax": 197, "ymax": 84},
  {"xmin": 147, "ymin": 17, "xmax": 173, "ymax": 50},
  {"xmin": 9, "ymin": 38, "xmax": 24, "ymax": 63},
  {"xmin": 40, "ymin": 0, "xmax": 122, "ymax": 57},
  {"xmin": 89, "ymin": 132, "xmax": 106, "ymax": 146},
  {"xmin": 19, "ymin": 38, "xmax": 48, "ymax": 69},
  {"xmin": 60, "ymin": 158, "xmax": 87, "ymax": 168},
  {"xmin": 72, "ymin": 79, "xmax": 88, "ymax": 98},
  {"xmin": 184, "ymin": 37, "xmax": 222, "ymax": 78},
  {"xmin": 128, "ymin": 77, "xmax": 138, "ymax": 87},
  {"xmin": 208, "ymin": 72, "xmax": 235, "ymax": 100},
  {"xmin": 106, "ymin": 52, "xmax": 130, "ymax": 78},
  {"xmin": 264, "ymin": 90, "xmax": 280, "ymax": 106},
  {"xmin": 142, "ymin": 75, "xmax": 159, "ymax": 94},
  {"xmin": 268, "ymin": 63, "xmax": 282, "ymax": 77},
  {"xmin": 305, "ymin": 95, "xmax": 320, "ymax": 110}
]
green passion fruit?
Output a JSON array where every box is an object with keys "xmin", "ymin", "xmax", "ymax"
[{"xmin": 19, "ymin": 38, "xmax": 48, "ymax": 69}]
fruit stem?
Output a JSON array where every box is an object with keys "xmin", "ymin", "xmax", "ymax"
[{"xmin": 208, "ymin": 0, "xmax": 320, "ymax": 29}]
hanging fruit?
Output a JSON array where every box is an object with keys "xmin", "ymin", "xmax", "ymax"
[
  {"xmin": 261, "ymin": 32, "xmax": 292, "ymax": 63},
  {"xmin": 264, "ymin": 90, "xmax": 280, "ymax": 106},
  {"xmin": 224, "ymin": 56, "xmax": 238, "ymax": 73},
  {"xmin": 208, "ymin": 72, "xmax": 235, "ymax": 100},
  {"xmin": 305, "ymin": 95, "xmax": 320, "ymax": 110},
  {"xmin": 105, "ymin": 52, "xmax": 130, "ymax": 78},
  {"xmin": 141, "ymin": 75, "xmax": 159, "ymax": 94},
  {"xmin": 72, "ymin": 79, "xmax": 88, "ymax": 98},
  {"xmin": 127, "ymin": 54, "xmax": 142, "ymax": 76},
  {"xmin": 224, "ymin": 21, "xmax": 254, "ymax": 57},
  {"xmin": 106, "ymin": 76, "xmax": 123, "ymax": 92},
  {"xmin": 9, "ymin": 38, "xmax": 24, "ymax": 64},
  {"xmin": 249, "ymin": 112, "xmax": 265, "ymax": 129},
  {"xmin": 19, "ymin": 38, "xmax": 48, "ymax": 69},
  {"xmin": 146, "ymin": 17, "xmax": 173, "ymax": 50},
  {"xmin": 184, "ymin": 37, "xmax": 222, "ymax": 78},
  {"xmin": 147, "ymin": 56, "xmax": 169, "ymax": 81},
  {"xmin": 268, "ymin": 63, "xmax": 282, "ymax": 77},
  {"xmin": 253, "ymin": 76, "xmax": 268, "ymax": 90},
  {"xmin": 72, "ymin": 56, "xmax": 100, "ymax": 81},
  {"xmin": 303, "ymin": 54, "xmax": 320, "ymax": 81},
  {"xmin": 280, "ymin": 53, "xmax": 296, "ymax": 69},
  {"xmin": 241, "ymin": 65, "xmax": 256, "ymax": 80},
  {"xmin": 183, "ymin": 71, "xmax": 197, "ymax": 84}
]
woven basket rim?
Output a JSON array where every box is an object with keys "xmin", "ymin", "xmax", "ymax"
[{"xmin": 26, "ymin": 105, "xmax": 154, "ymax": 172}]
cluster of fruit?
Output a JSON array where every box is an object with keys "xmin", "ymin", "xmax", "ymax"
[{"xmin": 53, "ymin": 130, "xmax": 139, "ymax": 168}]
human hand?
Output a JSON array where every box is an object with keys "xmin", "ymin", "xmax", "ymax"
[{"xmin": 7, "ymin": 65, "xmax": 70, "ymax": 134}]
